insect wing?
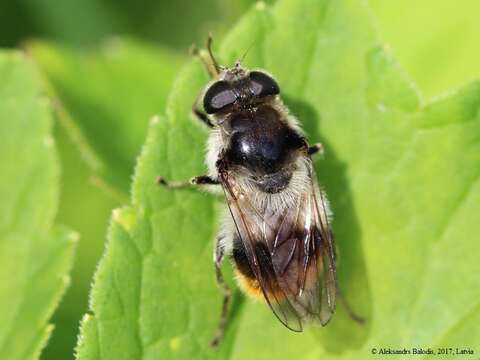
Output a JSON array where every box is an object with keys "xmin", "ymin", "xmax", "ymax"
[
  {"xmin": 221, "ymin": 170, "xmax": 303, "ymax": 330},
  {"xmin": 220, "ymin": 159, "xmax": 336, "ymax": 330},
  {"xmin": 310, "ymin": 170, "xmax": 337, "ymax": 325}
]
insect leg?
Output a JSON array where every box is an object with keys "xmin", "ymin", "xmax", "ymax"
[
  {"xmin": 190, "ymin": 34, "xmax": 221, "ymax": 128},
  {"xmin": 336, "ymin": 285, "xmax": 365, "ymax": 324},
  {"xmin": 191, "ymin": 34, "xmax": 221, "ymax": 79},
  {"xmin": 210, "ymin": 236, "xmax": 231, "ymax": 349},
  {"xmin": 156, "ymin": 175, "xmax": 219, "ymax": 189},
  {"xmin": 308, "ymin": 143, "xmax": 324, "ymax": 157},
  {"xmin": 192, "ymin": 99, "xmax": 214, "ymax": 128}
]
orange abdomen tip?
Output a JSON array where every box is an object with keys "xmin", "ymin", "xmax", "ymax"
[
  {"xmin": 235, "ymin": 269, "xmax": 290, "ymax": 302},
  {"xmin": 235, "ymin": 270, "xmax": 264, "ymax": 300}
]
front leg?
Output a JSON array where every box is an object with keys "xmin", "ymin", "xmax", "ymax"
[
  {"xmin": 192, "ymin": 106, "xmax": 214, "ymax": 128},
  {"xmin": 191, "ymin": 91, "xmax": 214, "ymax": 128},
  {"xmin": 308, "ymin": 142, "xmax": 324, "ymax": 157},
  {"xmin": 156, "ymin": 175, "xmax": 219, "ymax": 189}
]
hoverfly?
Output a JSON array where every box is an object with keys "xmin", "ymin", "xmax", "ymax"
[{"xmin": 158, "ymin": 36, "xmax": 362, "ymax": 348}]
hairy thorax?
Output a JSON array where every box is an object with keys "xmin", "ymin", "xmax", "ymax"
[{"xmin": 223, "ymin": 104, "xmax": 305, "ymax": 174}]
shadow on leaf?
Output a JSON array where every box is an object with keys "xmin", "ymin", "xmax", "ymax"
[{"xmin": 284, "ymin": 94, "xmax": 372, "ymax": 353}]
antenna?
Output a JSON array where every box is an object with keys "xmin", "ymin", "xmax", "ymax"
[
  {"xmin": 190, "ymin": 34, "xmax": 221, "ymax": 78},
  {"xmin": 239, "ymin": 39, "xmax": 257, "ymax": 64},
  {"xmin": 207, "ymin": 33, "xmax": 221, "ymax": 75}
]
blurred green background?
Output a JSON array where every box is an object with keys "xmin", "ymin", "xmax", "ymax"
[{"xmin": 1, "ymin": 1, "xmax": 479, "ymax": 359}]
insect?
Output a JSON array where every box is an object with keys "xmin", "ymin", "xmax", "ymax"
[{"xmin": 157, "ymin": 36, "xmax": 362, "ymax": 348}]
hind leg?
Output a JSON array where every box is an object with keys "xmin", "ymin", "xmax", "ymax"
[
  {"xmin": 210, "ymin": 235, "xmax": 231, "ymax": 348},
  {"xmin": 336, "ymin": 285, "xmax": 365, "ymax": 324}
]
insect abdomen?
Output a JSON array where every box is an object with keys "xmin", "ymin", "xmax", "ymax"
[
  {"xmin": 232, "ymin": 234, "xmax": 291, "ymax": 302},
  {"xmin": 231, "ymin": 234, "xmax": 263, "ymax": 299}
]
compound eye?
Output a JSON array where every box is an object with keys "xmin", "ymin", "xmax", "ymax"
[
  {"xmin": 203, "ymin": 81, "xmax": 237, "ymax": 114},
  {"xmin": 249, "ymin": 71, "xmax": 280, "ymax": 97}
]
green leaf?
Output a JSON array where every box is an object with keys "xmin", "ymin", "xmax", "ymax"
[
  {"xmin": 40, "ymin": 120, "xmax": 120, "ymax": 359},
  {"xmin": 370, "ymin": 0, "xmax": 480, "ymax": 98},
  {"xmin": 27, "ymin": 39, "xmax": 183, "ymax": 359},
  {"xmin": 0, "ymin": 0, "xmax": 258, "ymax": 49},
  {"xmin": 28, "ymin": 39, "xmax": 184, "ymax": 197},
  {"xmin": 77, "ymin": 0, "xmax": 480, "ymax": 359},
  {"xmin": 0, "ymin": 51, "xmax": 76, "ymax": 359}
]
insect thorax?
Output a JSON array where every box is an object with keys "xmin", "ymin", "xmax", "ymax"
[{"xmin": 222, "ymin": 104, "xmax": 305, "ymax": 176}]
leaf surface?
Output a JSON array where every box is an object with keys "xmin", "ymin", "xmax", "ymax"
[
  {"xmin": 77, "ymin": 1, "xmax": 480, "ymax": 359},
  {"xmin": 0, "ymin": 51, "xmax": 76, "ymax": 359},
  {"xmin": 28, "ymin": 37, "xmax": 184, "ymax": 360},
  {"xmin": 371, "ymin": 0, "xmax": 480, "ymax": 98},
  {"xmin": 29, "ymin": 39, "xmax": 184, "ymax": 196}
]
